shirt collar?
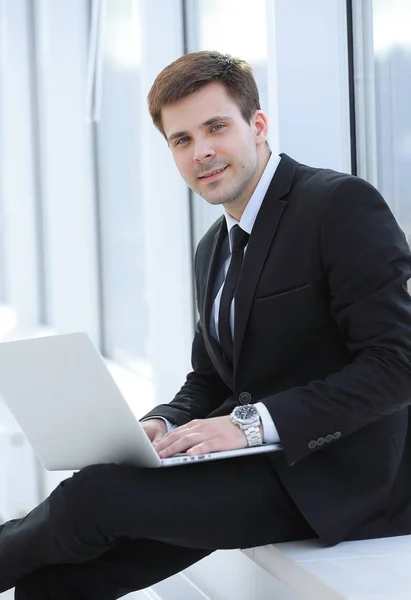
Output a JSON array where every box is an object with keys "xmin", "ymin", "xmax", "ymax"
[{"xmin": 224, "ymin": 153, "xmax": 282, "ymax": 250}]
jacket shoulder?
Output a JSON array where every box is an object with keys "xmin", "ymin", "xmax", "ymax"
[
  {"xmin": 291, "ymin": 161, "xmax": 385, "ymax": 215},
  {"xmin": 194, "ymin": 215, "xmax": 225, "ymax": 267},
  {"xmin": 294, "ymin": 161, "xmax": 356, "ymax": 190}
]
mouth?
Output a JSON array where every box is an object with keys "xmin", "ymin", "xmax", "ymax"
[{"xmin": 198, "ymin": 165, "xmax": 228, "ymax": 182}]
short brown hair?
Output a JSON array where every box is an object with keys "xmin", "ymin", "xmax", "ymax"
[{"xmin": 148, "ymin": 50, "xmax": 261, "ymax": 138}]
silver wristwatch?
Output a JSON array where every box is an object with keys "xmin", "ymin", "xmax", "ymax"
[{"xmin": 230, "ymin": 404, "xmax": 263, "ymax": 447}]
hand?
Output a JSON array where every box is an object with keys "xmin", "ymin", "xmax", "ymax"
[
  {"xmin": 154, "ymin": 416, "xmax": 259, "ymax": 458},
  {"xmin": 141, "ymin": 419, "xmax": 168, "ymax": 445}
]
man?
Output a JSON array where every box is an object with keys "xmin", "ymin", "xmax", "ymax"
[{"xmin": 2, "ymin": 50, "xmax": 411, "ymax": 599}]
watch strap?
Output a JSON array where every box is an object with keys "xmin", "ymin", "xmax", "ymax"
[{"xmin": 244, "ymin": 425, "xmax": 263, "ymax": 447}]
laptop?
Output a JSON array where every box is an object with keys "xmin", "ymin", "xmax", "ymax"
[{"xmin": 0, "ymin": 332, "xmax": 281, "ymax": 470}]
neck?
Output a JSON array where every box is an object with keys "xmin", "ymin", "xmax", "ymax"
[{"xmin": 225, "ymin": 148, "xmax": 271, "ymax": 221}]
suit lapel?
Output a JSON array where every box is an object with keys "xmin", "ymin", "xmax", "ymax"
[
  {"xmin": 233, "ymin": 154, "xmax": 299, "ymax": 376},
  {"xmin": 202, "ymin": 219, "xmax": 233, "ymax": 387},
  {"xmin": 199, "ymin": 154, "xmax": 299, "ymax": 385}
]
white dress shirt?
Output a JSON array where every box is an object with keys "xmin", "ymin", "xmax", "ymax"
[{"xmin": 144, "ymin": 153, "xmax": 282, "ymax": 444}]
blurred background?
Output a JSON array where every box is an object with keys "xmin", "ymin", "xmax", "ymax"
[{"xmin": 0, "ymin": 0, "xmax": 410, "ymax": 524}]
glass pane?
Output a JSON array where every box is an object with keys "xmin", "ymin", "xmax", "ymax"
[
  {"xmin": 96, "ymin": 0, "xmax": 150, "ymax": 375},
  {"xmin": 370, "ymin": 0, "xmax": 411, "ymax": 235},
  {"xmin": 187, "ymin": 0, "xmax": 268, "ymax": 112}
]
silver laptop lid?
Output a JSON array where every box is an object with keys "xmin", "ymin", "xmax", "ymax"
[{"xmin": 0, "ymin": 333, "xmax": 161, "ymax": 470}]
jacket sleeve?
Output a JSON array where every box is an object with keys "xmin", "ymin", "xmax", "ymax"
[
  {"xmin": 267, "ymin": 176, "xmax": 411, "ymax": 465},
  {"xmin": 140, "ymin": 319, "xmax": 232, "ymax": 426}
]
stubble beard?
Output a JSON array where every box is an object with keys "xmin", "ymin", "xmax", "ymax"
[
  {"xmin": 200, "ymin": 164, "xmax": 256, "ymax": 207},
  {"xmin": 200, "ymin": 186, "xmax": 238, "ymax": 207}
]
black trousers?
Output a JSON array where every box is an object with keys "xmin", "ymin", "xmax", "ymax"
[{"xmin": 0, "ymin": 455, "xmax": 315, "ymax": 599}]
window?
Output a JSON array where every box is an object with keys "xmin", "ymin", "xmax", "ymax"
[
  {"xmin": 95, "ymin": 0, "xmax": 149, "ymax": 372},
  {"xmin": 185, "ymin": 0, "xmax": 269, "ymax": 110},
  {"xmin": 353, "ymin": 0, "xmax": 411, "ymax": 239}
]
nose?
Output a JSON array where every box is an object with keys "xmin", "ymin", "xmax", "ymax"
[{"xmin": 192, "ymin": 141, "xmax": 216, "ymax": 163}]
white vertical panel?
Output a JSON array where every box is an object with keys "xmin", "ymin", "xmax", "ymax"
[
  {"xmin": 0, "ymin": 0, "xmax": 40, "ymax": 325},
  {"xmin": 33, "ymin": 0, "xmax": 100, "ymax": 343}
]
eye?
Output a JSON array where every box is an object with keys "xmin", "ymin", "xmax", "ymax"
[
  {"xmin": 211, "ymin": 124, "xmax": 225, "ymax": 132},
  {"xmin": 175, "ymin": 136, "xmax": 189, "ymax": 146}
]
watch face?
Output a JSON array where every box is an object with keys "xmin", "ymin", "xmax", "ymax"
[{"xmin": 234, "ymin": 404, "xmax": 258, "ymax": 425}]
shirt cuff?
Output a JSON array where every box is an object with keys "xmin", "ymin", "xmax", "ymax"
[
  {"xmin": 254, "ymin": 402, "xmax": 281, "ymax": 444},
  {"xmin": 140, "ymin": 416, "xmax": 177, "ymax": 433}
]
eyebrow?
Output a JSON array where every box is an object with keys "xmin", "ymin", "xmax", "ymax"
[{"xmin": 167, "ymin": 115, "xmax": 233, "ymax": 144}]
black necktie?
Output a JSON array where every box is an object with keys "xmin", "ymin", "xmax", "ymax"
[{"xmin": 218, "ymin": 225, "xmax": 250, "ymax": 365}]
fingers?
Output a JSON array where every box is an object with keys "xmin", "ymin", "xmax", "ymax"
[
  {"xmin": 186, "ymin": 437, "xmax": 221, "ymax": 456},
  {"xmin": 154, "ymin": 420, "xmax": 199, "ymax": 452},
  {"xmin": 154, "ymin": 416, "xmax": 246, "ymax": 458},
  {"xmin": 157, "ymin": 431, "xmax": 227, "ymax": 458},
  {"xmin": 141, "ymin": 419, "xmax": 168, "ymax": 443},
  {"xmin": 153, "ymin": 431, "xmax": 166, "ymax": 444},
  {"xmin": 157, "ymin": 431, "xmax": 203, "ymax": 458}
]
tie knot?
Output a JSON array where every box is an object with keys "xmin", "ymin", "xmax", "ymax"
[{"xmin": 231, "ymin": 225, "xmax": 249, "ymax": 251}]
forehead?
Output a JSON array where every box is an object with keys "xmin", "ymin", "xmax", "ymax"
[{"xmin": 162, "ymin": 82, "xmax": 241, "ymax": 138}]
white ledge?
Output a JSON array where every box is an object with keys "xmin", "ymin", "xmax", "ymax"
[{"xmin": 245, "ymin": 535, "xmax": 411, "ymax": 600}]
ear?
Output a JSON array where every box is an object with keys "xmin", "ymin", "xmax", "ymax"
[{"xmin": 253, "ymin": 110, "xmax": 268, "ymax": 146}]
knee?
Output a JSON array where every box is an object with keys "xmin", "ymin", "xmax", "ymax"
[
  {"xmin": 72, "ymin": 462, "xmax": 122, "ymax": 491},
  {"xmin": 47, "ymin": 462, "xmax": 139, "ymax": 541},
  {"xmin": 61, "ymin": 463, "xmax": 134, "ymax": 521}
]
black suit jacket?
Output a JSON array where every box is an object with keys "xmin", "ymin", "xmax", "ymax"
[{"xmin": 143, "ymin": 153, "xmax": 411, "ymax": 545}]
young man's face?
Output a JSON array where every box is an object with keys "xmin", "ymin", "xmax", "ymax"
[{"xmin": 161, "ymin": 82, "xmax": 269, "ymax": 216}]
